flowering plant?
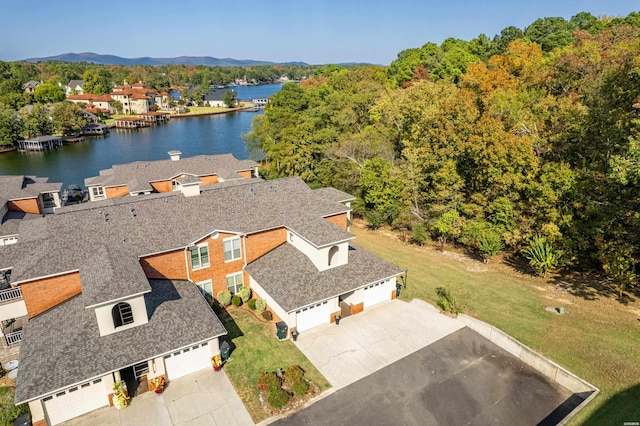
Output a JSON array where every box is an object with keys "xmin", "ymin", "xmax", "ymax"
[
  {"xmin": 211, "ymin": 355, "xmax": 222, "ymax": 368},
  {"xmin": 150, "ymin": 376, "xmax": 166, "ymax": 390}
]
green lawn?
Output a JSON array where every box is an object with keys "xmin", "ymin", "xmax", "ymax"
[
  {"xmin": 220, "ymin": 308, "xmax": 331, "ymax": 423},
  {"xmin": 0, "ymin": 387, "xmax": 28, "ymax": 425},
  {"xmin": 351, "ymin": 220, "xmax": 640, "ymax": 425}
]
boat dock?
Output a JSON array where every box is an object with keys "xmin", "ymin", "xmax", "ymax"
[{"xmin": 17, "ymin": 135, "xmax": 63, "ymax": 151}]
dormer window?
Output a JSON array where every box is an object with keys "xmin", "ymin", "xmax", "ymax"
[
  {"xmin": 112, "ymin": 302, "xmax": 134, "ymax": 328},
  {"xmin": 328, "ymin": 245, "xmax": 339, "ymax": 266}
]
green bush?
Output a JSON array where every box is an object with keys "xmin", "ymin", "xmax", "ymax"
[
  {"xmin": 411, "ymin": 223, "xmax": 429, "ymax": 246},
  {"xmin": 364, "ymin": 209, "xmax": 385, "ymax": 230},
  {"xmin": 239, "ymin": 286, "xmax": 252, "ymax": 303},
  {"xmin": 436, "ymin": 284, "xmax": 461, "ymax": 315},
  {"xmin": 267, "ymin": 388, "xmax": 290, "ymax": 409},
  {"xmin": 262, "ymin": 310, "xmax": 273, "ymax": 321},
  {"xmin": 255, "ymin": 299, "xmax": 267, "ymax": 313},
  {"xmin": 247, "ymin": 298, "xmax": 257, "ymax": 310},
  {"xmin": 292, "ymin": 380, "xmax": 309, "ymax": 396},
  {"xmin": 231, "ymin": 295, "xmax": 242, "ymax": 307},
  {"xmin": 217, "ymin": 290, "xmax": 232, "ymax": 306},
  {"xmin": 285, "ymin": 365, "xmax": 309, "ymax": 396}
]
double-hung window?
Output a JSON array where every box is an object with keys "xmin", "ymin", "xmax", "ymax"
[
  {"xmin": 223, "ymin": 237, "xmax": 241, "ymax": 262},
  {"xmin": 226, "ymin": 272, "xmax": 244, "ymax": 294},
  {"xmin": 190, "ymin": 243, "xmax": 210, "ymax": 269}
]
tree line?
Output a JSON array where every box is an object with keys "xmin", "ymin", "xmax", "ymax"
[{"xmin": 245, "ymin": 12, "xmax": 640, "ymax": 296}]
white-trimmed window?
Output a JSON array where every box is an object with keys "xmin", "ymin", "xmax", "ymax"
[
  {"xmin": 190, "ymin": 243, "xmax": 210, "ymax": 269},
  {"xmin": 91, "ymin": 186, "xmax": 105, "ymax": 199},
  {"xmin": 226, "ymin": 272, "xmax": 244, "ymax": 294},
  {"xmin": 196, "ymin": 279, "xmax": 213, "ymax": 299},
  {"xmin": 223, "ymin": 237, "xmax": 241, "ymax": 262}
]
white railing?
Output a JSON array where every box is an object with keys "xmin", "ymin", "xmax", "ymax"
[
  {"xmin": 0, "ymin": 287, "xmax": 21, "ymax": 303},
  {"xmin": 5, "ymin": 330, "xmax": 22, "ymax": 346}
]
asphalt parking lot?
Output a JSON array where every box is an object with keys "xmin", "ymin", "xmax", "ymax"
[{"xmin": 276, "ymin": 327, "xmax": 577, "ymax": 426}]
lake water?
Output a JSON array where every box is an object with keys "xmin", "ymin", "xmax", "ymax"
[{"xmin": 0, "ymin": 83, "xmax": 283, "ymax": 189}]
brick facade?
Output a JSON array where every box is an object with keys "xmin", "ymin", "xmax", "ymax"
[
  {"xmin": 245, "ymin": 228, "xmax": 287, "ymax": 263},
  {"xmin": 140, "ymin": 250, "xmax": 188, "ymax": 279},
  {"xmin": 105, "ymin": 185, "xmax": 129, "ymax": 198},
  {"xmin": 7, "ymin": 198, "xmax": 40, "ymax": 214},
  {"xmin": 325, "ymin": 212, "xmax": 348, "ymax": 230},
  {"xmin": 20, "ymin": 272, "xmax": 82, "ymax": 318}
]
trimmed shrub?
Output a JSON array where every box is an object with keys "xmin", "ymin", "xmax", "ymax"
[
  {"xmin": 262, "ymin": 310, "xmax": 273, "ymax": 321},
  {"xmin": 217, "ymin": 290, "xmax": 232, "ymax": 306},
  {"xmin": 267, "ymin": 388, "xmax": 290, "ymax": 409},
  {"xmin": 284, "ymin": 365, "xmax": 309, "ymax": 396},
  {"xmin": 255, "ymin": 299, "xmax": 267, "ymax": 313},
  {"xmin": 239, "ymin": 286, "xmax": 252, "ymax": 303},
  {"xmin": 231, "ymin": 295, "xmax": 242, "ymax": 307},
  {"xmin": 292, "ymin": 380, "xmax": 309, "ymax": 396},
  {"xmin": 247, "ymin": 298, "xmax": 257, "ymax": 310}
]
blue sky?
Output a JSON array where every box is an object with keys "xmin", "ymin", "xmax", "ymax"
[{"xmin": 0, "ymin": 0, "xmax": 636, "ymax": 64}]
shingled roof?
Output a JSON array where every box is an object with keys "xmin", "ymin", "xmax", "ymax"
[
  {"xmin": 245, "ymin": 242, "xmax": 402, "ymax": 312},
  {"xmin": 0, "ymin": 175, "xmax": 62, "ymax": 204},
  {"xmin": 6, "ymin": 177, "xmax": 353, "ymax": 286},
  {"xmin": 15, "ymin": 279, "xmax": 227, "ymax": 404},
  {"xmin": 84, "ymin": 153, "xmax": 257, "ymax": 191}
]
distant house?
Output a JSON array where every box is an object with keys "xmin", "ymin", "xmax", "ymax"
[
  {"xmin": 203, "ymin": 90, "xmax": 238, "ymax": 108},
  {"xmin": 64, "ymin": 79, "xmax": 84, "ymax": 96},
  {"xmin": 22, "ymin": 81, "xmax": 42, "ymax": 94},
  {"xmin": 110, "ymin": 82, "xmax": 171, "ymax": 114},
  {"xmin": 67, "ymin": 94, "xmax": 116, "ymax": 115},
  {"xmin": 84, "ymin": 151, "xmax": 258, "ymax": 201}
]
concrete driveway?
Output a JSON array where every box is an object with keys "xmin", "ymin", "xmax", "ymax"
[
  {"xmin": 62, "ymin": 369, "xmax": 253, "ymax": 426},
  {"xmin": 294, "ymin": 299, "xmax": 465, "ymax": 389}
]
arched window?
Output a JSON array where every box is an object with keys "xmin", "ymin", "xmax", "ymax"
[
  {"xmin": 328, "ymin": 245, "xmax": 339, "ymax": 266},
  {"xmin": 112, "ymin": 302, "xmax": 134, "ymax": 328}
]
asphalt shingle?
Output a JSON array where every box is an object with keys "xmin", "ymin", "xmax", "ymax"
[
  {"xmin": 245, "ymin": 242, "xmax": 403, "ymax": 312},
  {"xmin": 15, "ymin": 279, "xmax": 227, "ymax": 403}
]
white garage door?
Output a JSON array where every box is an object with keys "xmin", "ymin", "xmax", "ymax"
[
  {"xmin": 43, "ymin": 378, "xmax": 108, "ymax": 425},
  {"xmin": 296, "ymin": 301, "xmax": 329, "ymax": 333},
  {"xmin": 364, "ymin": 281, "xmax": 391, "ymax": 309},
  {"xmin": 164, "ymin": 342, "xmax": 212, "ymax": 380}
]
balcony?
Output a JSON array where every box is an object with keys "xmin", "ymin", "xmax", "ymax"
[
  {"xmin": 5, "ymin": 330, "xmax": 21, "ymax": 346},
  {"xmin": 0, "ymin": 287, "xmax": 22, "ymax": 303}
]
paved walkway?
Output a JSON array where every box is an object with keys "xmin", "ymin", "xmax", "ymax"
[
  {"xmin": 62, "ymin": 369, "xmax": 253, "ymax": 426},
  {"xmin": 294, "ymin": 299, "xmax": 465, "ymax": 389}
]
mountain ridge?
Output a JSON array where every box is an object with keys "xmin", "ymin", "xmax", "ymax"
[{"xmin": 24, "ymin": 52, "xmax": 309, "ymax": 67}]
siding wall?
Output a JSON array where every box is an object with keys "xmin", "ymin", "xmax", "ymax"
[
  {"xmin": 105, "ymin": 185, "xmax": 129, "ymax": 198},
  {"xmin": 20, "ymin": 272, "xmax": 82, "ymax": 318},
  {"xmin": 7, "ymin": 198, "xmax": 41, "ymax": 214}
]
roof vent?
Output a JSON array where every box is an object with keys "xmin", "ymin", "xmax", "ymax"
[
  {"xmin": 130, "ymin": 208, "xmax": 136, "ymax": 218},
  {"xmin": 168, "ymin": 150, "xmax": 182, "ymax": 161},
  {"xmin": 100, "ymin": 211, "xmax": 109, "ymax": 223}
]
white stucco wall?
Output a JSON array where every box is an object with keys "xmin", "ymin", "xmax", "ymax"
[
  {"xmin": 94, "ymin": 295, "xmax": 149, "ymax": 336},
  {"xmin": 0, "ymin": 299, "xmax": 27, "ymax": 323},
  {"xmin": 287, "ymin": 230, "xmax": 348, "ymax": 271},
  {"xmin": 29, "ymin": 400, "xmax": 45, "ymax": 423},
  {"xmin": 249, "ymin": 276, "xmax": 292, "ymax": 325}
]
